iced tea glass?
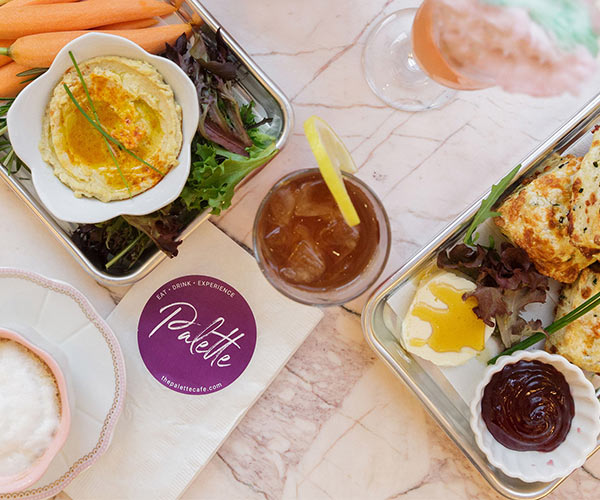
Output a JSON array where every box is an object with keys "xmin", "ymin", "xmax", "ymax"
[{"xmin": 253, "ymin": 169, "xmax": 391, "ymax": 306}]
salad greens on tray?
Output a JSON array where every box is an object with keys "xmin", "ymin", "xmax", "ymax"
[
  {"xmin": 1, "ymin": 30, "xmax": 277, "ymax": 273},
  {"xmin": 77, "ymin": 32, "xmax": 277, "ymax": 272}
]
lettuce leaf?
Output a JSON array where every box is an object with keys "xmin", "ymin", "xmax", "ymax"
[
  {"xmin": 438, "ymin": 242, "xmax": 549, "ymax": 347},
  {"xmin": 181, "ymin": 139, "xmax": 277, "ymax": 215}
]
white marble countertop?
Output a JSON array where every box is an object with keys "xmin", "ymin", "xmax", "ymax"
[{"xmin": 3, "ymin": 0, "xmax": 600, "ymax": 498}]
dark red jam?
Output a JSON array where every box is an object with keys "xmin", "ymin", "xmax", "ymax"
[{"xmin": 481, "ymin": 359, "xmax": 575, "ymax": 452}]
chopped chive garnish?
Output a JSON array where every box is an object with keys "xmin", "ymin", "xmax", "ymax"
[
  {"xmin": 63, "ymin": 86, "xmax": 164, "ymax": 176},
  {"xmin": 64, "ymin": 51, "xmax": 165, "ymax": 197},
  {"xmin": 67, "ymin": 52, "xmax": 132, "ymax": 197},
  {"xmin": 63, "ymin": 84, "xmax": 132, "ymax": 197}
]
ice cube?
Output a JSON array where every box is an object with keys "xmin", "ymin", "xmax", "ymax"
[
  {"xmin": 268, "ymin": 186, "xmax": 295, "ymax": 226},
  {"xmin": 293, "ymin": 180, "xmax": 338, "ymax": 218},
  {"xmin": 263, "ymin": 227, "xmax": 289, "ymax": 254},
  {"xmin": 281, "ymin": 240, "xmax": 326, "ymax": 284},
  {"xmin": 292, "ymin": 223, "xmax": 312, "ymax": 242},
  {"xmin": 318, "ymin": 218, "xmax": 359, "ymax": 259}
]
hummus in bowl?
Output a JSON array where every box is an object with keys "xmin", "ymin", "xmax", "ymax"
[
  {"xmin": 7, "ymin": 33, "xmax": 199, "ymax": 224},
  {"xmin": 40, "ymin": 55, "xmax": 183, "ymax": 202}
]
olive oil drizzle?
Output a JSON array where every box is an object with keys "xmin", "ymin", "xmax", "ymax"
[
  {"xmin": 63, "ymin": 51, "xmax": 165, "ymax": 197},
  {"xmin": 66, "ymin": 51, "xmax": 131, "ymax": 197},
  {"xmin": 411, "ymin": 282, "xmax": 486, "ymax": 353}
]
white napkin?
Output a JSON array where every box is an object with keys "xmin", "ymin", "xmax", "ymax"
[{"xmin": 65, "ymin": 222, "xmax": 323, "ymax": 500}]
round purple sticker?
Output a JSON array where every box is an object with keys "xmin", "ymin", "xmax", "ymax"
[{"xmin": 138, "ymin": 275, "xmax": 256, "ymax": 395}]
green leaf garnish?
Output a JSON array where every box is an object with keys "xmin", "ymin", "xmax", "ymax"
[
  {"xmin": 71, "ymin": 32, "xmax": 280, "ymax": 271},
  {"xmin": 488, "ymin": 289, "xmax": 600, "ymax": 364},
  {"xmin": 464, "ymin": 164, "xmax": 521, "ymax": 246}
]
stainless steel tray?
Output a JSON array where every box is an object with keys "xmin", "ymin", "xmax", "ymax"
[
  {"xmin": 362, "ymin": 93, "xmax": 600, "ymax": 499},
  {"xmin": 0, "ymin": 0, "xmax": 293, "ymax": 287}
]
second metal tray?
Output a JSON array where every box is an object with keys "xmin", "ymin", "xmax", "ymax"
[
  {"xmin": 362, "ymin": 92, "xmax": 600, "ymax": 499},
  {"xmin": 0, "ymin": 0, "xmax": 292, "ymax": 287}
]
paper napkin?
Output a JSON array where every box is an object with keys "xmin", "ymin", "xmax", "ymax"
[{"xmin": 65, "ymin": 222, "xmax": 323, "ymax": 500}]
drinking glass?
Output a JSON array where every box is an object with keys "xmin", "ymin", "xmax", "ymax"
[
  {"xmin": 363, "ymin": 1, "xmax": 491, "ymax": 111},
  {"xmin": 253, "ymin": 169, "xmax": 391, "ymax": 306}
]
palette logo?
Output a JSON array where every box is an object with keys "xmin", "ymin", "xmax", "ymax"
[{"xmin": 137, "ymin": 275, "xmax": 257, "ymax": 395}]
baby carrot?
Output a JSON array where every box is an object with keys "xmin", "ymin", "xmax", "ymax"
[
  {"xmin": 99, "ymin": 18, "xmax": 159, "ymax": 31},
  {"xmin": 1, "ymin": 25, "xmax": 193, "ymax": 68},
  {"xmin": 0, "ymin": 0, "xmax": 79, "ymax": 8},
  {"xmin": 0, "ymin": 41, "xmax": 14, "ymax": 67},
  {"xmin": 0, "ymin": 0, "xmax": 177, "ymax": 38},
  {"xmin": 0, "ymin": 63, "xmax": 32, "ymax": 98}
]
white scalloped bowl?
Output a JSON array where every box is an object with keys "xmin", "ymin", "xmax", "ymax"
[
  {"xmin": 470, "ymin": 350, "xmax": 600, "ymax": 483},
  {"xmin": 7, "ymin": 32, "xmax": 199, "ymax": 224}
]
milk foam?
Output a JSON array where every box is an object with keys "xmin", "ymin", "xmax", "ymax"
[
  {"xmin": 0, "ymin": 340, "xmax": 61, "ymax": 477},
  {"xmin": 432, "ymin": 0, "xmax": 599, "ymax": 96}
]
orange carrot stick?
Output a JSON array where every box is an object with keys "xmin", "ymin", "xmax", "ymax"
[
  {"xmin": 0, "ymin": 0, "xmax": 177, "ymax": 38},
  {"xmin": 1, "ymin": 0, "xmax": 79, "ymax": 8},
  {"xmin": 0, "ymin": 41, "xmax": 14, "ymax": 67},
  {"xmin": 2, "ymin": 25, "xmax": 193, "ymax": 68},
  {"xmin": 0, "ymin": 63, "xmax": 32, "ymax": 98},
  {"xmin": 98, "ymin": 18, "xmax": 159, "ymax": 31}
]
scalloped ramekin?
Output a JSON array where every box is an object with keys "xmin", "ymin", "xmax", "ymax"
[
  {"xmin": 470, "ymin": 350, "xmax": 600, "ymax": 483},
  {"xmin": 7, "ymin": 32, "xmax": 199, "ymax": 224},
  {"xmin": 0, "ymin": 327, "xmax": 71, "ymax": 494}
]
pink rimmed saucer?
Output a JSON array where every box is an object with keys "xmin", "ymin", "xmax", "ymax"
[{"xmin": 0, "ymin": 268, "xmax": 126, "ymax": 500}]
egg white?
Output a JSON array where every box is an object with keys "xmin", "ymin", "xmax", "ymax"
[{"xmin": 401, "ymin": 271, "xmax": 494, "ymax": 366}]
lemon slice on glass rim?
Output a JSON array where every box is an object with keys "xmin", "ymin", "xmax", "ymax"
[{"xmin": 303, "ymin": 116, "xmax": 360, "ymax": 227}]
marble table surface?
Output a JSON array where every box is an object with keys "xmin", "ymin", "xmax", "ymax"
[{"xmin": 2, "ymin": 0, "xmax": 600, "ymax": 498}]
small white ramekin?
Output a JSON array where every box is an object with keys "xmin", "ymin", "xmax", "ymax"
[{"xmin": 470, "ymin": 350, "xmax": 600, "ymax": 483}]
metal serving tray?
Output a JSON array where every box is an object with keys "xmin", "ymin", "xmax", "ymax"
[
  {"xmin": 0, "ymin": 0, "xmax": 293, "ymax": 287},
  {"xmin": 362, "ymin": 93, "xmax": 600, "ymax": 499}
]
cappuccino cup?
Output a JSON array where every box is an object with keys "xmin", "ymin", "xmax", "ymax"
[{"xmin": 0, "ymin": 328, "xmax": 71, "ymax": 493}]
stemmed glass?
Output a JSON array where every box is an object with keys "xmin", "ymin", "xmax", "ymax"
[{"xmin": 363, "ymin": 1, "xmax": 491, "ymax": 112}]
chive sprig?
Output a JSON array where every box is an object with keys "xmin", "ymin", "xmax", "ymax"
[
  {"xmin": 63, "ymin": 51, "xmax": 165, "ymax": 197},
  {"xmin": 489, "ymin": 289, "xmax": 600, "ymax": 364}
]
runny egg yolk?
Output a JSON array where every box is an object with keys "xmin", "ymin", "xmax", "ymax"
[{"xmin": 410, "ymin": 282, "xmax": 486, "ymax": 353}]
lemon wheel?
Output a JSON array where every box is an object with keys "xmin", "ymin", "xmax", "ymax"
[{"xmin": 303, "ymin": 116, "xmax": 360, "ymax": 226}]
